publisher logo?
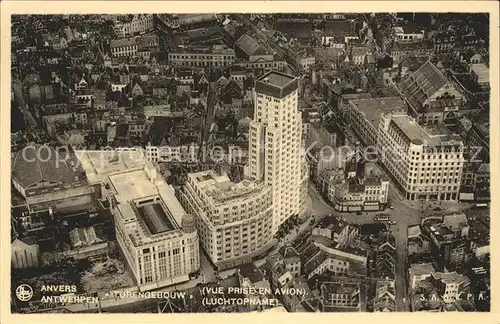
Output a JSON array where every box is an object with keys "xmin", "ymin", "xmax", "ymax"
[{"xmin": 16, "ymin": 284, "xmax": 33, "ymax": 302}]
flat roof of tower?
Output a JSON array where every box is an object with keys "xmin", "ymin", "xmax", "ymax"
[
  {"xmin": 256, "ymin": 70, "xmax": 298, "ymax": 99},
  {"xmin": 258, "ymin": 71, "xmax": 296, "ymax": 88}
]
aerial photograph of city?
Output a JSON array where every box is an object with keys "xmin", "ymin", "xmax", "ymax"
[{"xmin": 9, "ymin": 12, "xmax": 491, "ymax": 313}]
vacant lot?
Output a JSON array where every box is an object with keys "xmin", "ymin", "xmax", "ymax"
[{"xmin": 81, "ymin": 257, "xmax": 135, "ymax": 293}]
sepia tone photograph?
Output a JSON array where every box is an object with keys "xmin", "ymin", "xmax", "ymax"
[{"xmin": 2, "ymin": 3, "xmax": 498, "ymax": 319}]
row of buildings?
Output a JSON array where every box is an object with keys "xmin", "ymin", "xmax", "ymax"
[
  {"xmin": 263, "ymin": 215, "xmax": 399, "ymax": 312},
  {"xmin": 12, "ymin": 71, "xmax": 310, "ymax": 292},
  {"xmin": 407, "ymin": 211, "xmax": 490, "ymax": 311},
  {"xmin": 310, "ymin": 59, "xmax": 488, "ymax": 203},
  {"xmin": 11, "ymin": 146, "xmax": 200, "ymax": 291}
]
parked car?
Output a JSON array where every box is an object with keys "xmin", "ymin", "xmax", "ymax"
[
  {"xmin": 374, "ymin": 215, "xmax": 391, "ymax": 222},
  {"xmin": 388, "ymin": 221, "xmax": 397, "ymax": 225}
]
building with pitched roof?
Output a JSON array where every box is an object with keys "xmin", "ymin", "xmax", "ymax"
[
  {"xmin": 312, "ymin": 216, "xmax": 359, "ymax": 248},
  {"xmin": 168, "ymin": 44, "xmax": 235, "ymax": 68},
  {"xmin": 12, "ymin": 237, "xmax": 40, "ymax": 269},
  {"xmin": 431, "ymin": 271, "xmax": 470, "ymax": 304},
  {"xmin": 113, "ymin": 14, "xmax": 154, "ymax": 38},
  {"xmin": 391, "ymin": 41, "xmax": 433, "ymax": 64},
  {"xmin": 235, "ymin": 34, "xmax": 273, "ymax": 62},
  {"xmin": 278, "ymin": 245, "xmax": 301, "ymax": 277},
  {"xmin": 393, "ymin": 25, "xmax": 424, "ymax": 42},
  {"xmin": 409, "ymin": 262, "xmax": 436, "ymax": 289},
  {"xmin": 303, "ymin": 248, "xmax": 367, "ymax": 280},
  {"xmin": 349, "ymin": 45, "xmax": 372, "ymax": 65},
  {"xmin": 267, "ymin": 253, "xmax": 295, "ymax": 288},
  {"xmin": 236, "ymin": 263, "xmax": 278, "ymax": 311},
  {"xmin": 319, "ymin": 160, "xmax": 390, "ymax": 212},
  {"xmin": 69, "ymin": 226, "xmax": 103, "ymax": 248},
  {"xmin": 11, "ymin": 145, "xmax": 97, "ymax": 213},
  {"xmin": 432, "ymin": 31, "xmax": 456, "ymax": 54},
  {"xmin": 398, "ymin": 61, "xmax": 466, "ymax": 126},
  {"xmin": 110, "ymin": 37, "xmax": 138, "ymax": 57},
  {"xmin": 469, "ymin": 63, "xmax": 489, "ymax": 86},
  {"xmin": 421, "ymin": 215, "xmax": 469, "ymax": 271},
  {"xmin": 275, "ymin": 277, "xmax": 314, "ymax": 312},
  {"xmin": 162, "ymin": 13, "xmax": 219, "ymax": 30},
  {"xmin": 375, "ymin": 232, "xmax": 396, "ymax": 280},
  {"xmin": 373, "ymin": 280, "xmax": 396, "ymax": 312}
]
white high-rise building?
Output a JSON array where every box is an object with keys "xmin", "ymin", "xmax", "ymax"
[{"xmin": 247, "ymin": 71, "xmax": 304, "ymax": 232}]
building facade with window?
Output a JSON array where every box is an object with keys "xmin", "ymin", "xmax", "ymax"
[
  {"xmin": 377, "ymin": 111, "xmax": 464, "ymax": 201},
  {"xmin": 78, "ymin": 150, "xmax": 200, "ymax": 291},
  {"xmin": 145, "ymin": 144, "xmax": 199, "ymax": 163},
  {"xmin": 247, "ymin": 71, "xmax": 307, "ymax": 233},
  {"xmin": 114, "ymin": 14, "xmax": 155, "ymax": 38},
  {"xmin": 180, "ymin": 170, "xmax": 274, "ymax": 270},
  {"xmin": 110, "ymin": 38, "xmax": 138, "ymax": 57},
  {"xmin": 168, "ymin": 46, "xmax": 235, "ymax": 68}
]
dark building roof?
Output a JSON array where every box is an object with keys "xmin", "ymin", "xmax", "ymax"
[
  {"xmin": 235, "ymin": 34, "xmax": 270, "ymax": 56},
  {"xmin": 148, "ymin": 117, "xmax": 180, "ymax": 146},
  {"xmin": 16, "ymin": 236, "xmax": 39, "ymax": 246},
  {"xmin": 378, "ymin": 231, "xmax": 396, "ymax": 248},
  {"xmin": 137, "ymin": 203, "xmax": 176, "ymax": 234},
  {"xmin": 280, "ymin": 245, "xmax": 300, "ymax": 259},
  {"xmin": 188, "ymin": 26, "xmax": 221, "ymax": 40},
  {"xmin": 375, "ymin": 232, "xmax": 396, "ymax": 279},
  {"xmin": 315, "ymin": 216, "xmax": 350, "ymax": 234},
  {"xmin": 116, "ymin": 124, "xmax": 129, "ymax": 138},
  {"xmin": 238, "ymin": 263, "xmax": 264, "ymax": 283},
  {"xmin": 12, "ymin": 145, "xmax": 81, "ymax": 189},
  {"xmin": 255, "ymin": 71, "xmax": 298, "ymax": 99},
  {"xmin": 297, "ymin": 241, "xmax": 320, "ymax": 264},
  {"xmin": 136, "ymin": 35, "xmax": 159, "ymax": 49},
  {"xmin": 304, "ymin": 250, "xmax": 328, "ymax": 274},
  {"xmin": 322, "ymin": 20, "xmax": 355, "ymax": 34},
  {"xmin": 398, "ymin": 61, "xmax": 449, "ymax": 111}
]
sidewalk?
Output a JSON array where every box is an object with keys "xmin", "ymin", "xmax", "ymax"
[{"xmin": 399, "ymin": 197, "xmax": 472, "ymax": 212}]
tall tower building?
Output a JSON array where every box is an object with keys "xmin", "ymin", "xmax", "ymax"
[{"xmin": 248, "ymin": 71, "xmax": 303, "ymax": 232}]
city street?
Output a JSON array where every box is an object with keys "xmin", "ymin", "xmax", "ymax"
[
  {"xmin": 308, "ymin": 181, "xmax": 420, "ymax": 312},
  {"xmin": 12, "ymin": 78, "xmax": 38, "ymax": 130},
  {"xmin": 199, "ymin": 250, "xmax": 217, "ymax": 283},
  {"xmin": 8, "ymin": 11, "xmax": 492, "ymax": 315},
  {"xmin": 308, "ymin": 184, "xmax": 336, "ymax": 219}
]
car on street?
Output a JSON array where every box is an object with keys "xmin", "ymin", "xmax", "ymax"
[
  {"xmin": 374, "ymin": 215, "xmax": 391, "ymax": 222},
  {"xmin": 388, "ymin": 221, "xmax": 396, "ymax": 225}
]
